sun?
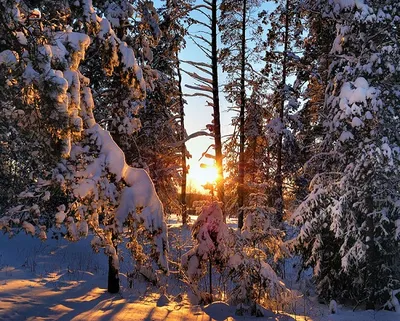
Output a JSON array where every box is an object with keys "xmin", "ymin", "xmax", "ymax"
[{"xmin": 187, "ymin": 163, "xmax": 219, "ymax": 192}]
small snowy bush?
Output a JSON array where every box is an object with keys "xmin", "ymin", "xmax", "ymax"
[
  {"xmin": 181, "ymin": 202, "xmax": 234, "ymax": 302},
  {"xmin": 182, "ymin": 199, "xmax": 287, "ymax": 312},
  {"xmin": 229, "ymin": 193, "xmax": 287, "ymax": 313}
]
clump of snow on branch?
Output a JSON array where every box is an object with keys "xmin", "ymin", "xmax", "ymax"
[{"xmin": 0, "ymin": 0, "xmax": 168, "ymax": 273}]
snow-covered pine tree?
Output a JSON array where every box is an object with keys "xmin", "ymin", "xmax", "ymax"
[
  {"xmin": 293, "ymin": 0, "xmax": 400, "ymax": 308},
  {"xmin": 291, "ymin": 2, "xmax": 336, "ymax": 207},
  {"xmin": 182, "ymin": 200, "xmax": 287, "ymax": 311},
  {"xmin": 181, "ymin": 202, "xmax": 234, "ymax": 303},
  {"xmin": 74, "ymin": 1, "xmax": 182, "ymax": 217},
  {"xmin": 231, "ymin": 192, "xmax": 287, "ymax": 315},
  {"xmin": 261, "ymin": 0, "xmax": 303, "ymax": 222},
  {"xmin": 124, "ymin": 0, "xmax": 192, "ymax": 217},
  {"xmin": 0, "ymin": 0, "xmax": 73, "ymax": 218},
  {"xmin": 288, "ymin": 0, "xmax": 338, "ymax": 297},
  {"xmin": 242, "ymin": 89, "xmax": 271, "ymax": 191},
  {"xmin": 223, "ymin": 86, "xmax": 271, "ymax": 219},
  {"xmin": 160, "ymin": 0, "xmax": 194, "ymax": 225},
  {"xmin": 219, "ymin": 0, "xmax": 263, "ymax": 228},
  {"xmin": 0, "ymin": 0, "xmax": 168, "ymax": 293}
]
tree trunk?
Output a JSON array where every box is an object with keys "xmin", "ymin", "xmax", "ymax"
[
  {"xmin": 107, "ymin": 256, "xmax": 120, "ymax": 293},
  {"xmin": 237, "ymin": 0, "xmax": 247, "ymax": 229},
  {"xmin": 209, "ymin": 258, "xmax": 213, "ymax": 299},
  {"xmin": 275, "ymin": 0, "xmax": 290, "ymax": 223},
  {"xmin": 211, "ymin": 0, "xmax": 225, "ymax": 208},
  {"xmin": 107, "ymin": 244, "xmax": 120, "ymax": 293},
  {"xmin": 176, "ymin": 55, "xmax": 188, "ymax": 225}
]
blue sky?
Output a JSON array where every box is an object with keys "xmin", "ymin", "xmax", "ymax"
[
  {"xmin": 179, "ymin": 47, "xmax": 234, "ymax": 192},
  {"xmin": 153, "ymin": 0, "xmax": 273, "ymax": 192},
  {"xmin": 151, "ymin": 0, "xmax": 236, "ymax": 191}
]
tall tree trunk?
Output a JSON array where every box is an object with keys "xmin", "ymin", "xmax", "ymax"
[
  {"xmin": 176, "ymin": 55, "xmax": 188, "ymax": 225},
  {"xmin": 237, "ymin": 0, "xmax": 247, "ymax": 229},
  {"xmin": 107, "ymin": 243, "xmax": 119, "ymax": 293},
  {"xmin": 211, "ymin": 0, "xmax": 224, "ymax": 207},
  {"xmin": 276, "ymin": 0, "xmax": 290, "ymax": 223}
]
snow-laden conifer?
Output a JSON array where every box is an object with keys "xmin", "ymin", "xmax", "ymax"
[
  {"xmin": 0, "ymin": 0, "xmax": 168, "ymax": 293},
  {"xmin": 293, "ymin": 0, "xmax": 400, "ymax": 308},
  {"xmin": 182, "ymin": 200, "xmax": 287, "ymax": 313}
]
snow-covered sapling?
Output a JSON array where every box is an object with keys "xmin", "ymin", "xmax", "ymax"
[
  {"xmin": 229, "ymin": 193, "xmax": 287, "ymax": 315},
  {"xmin": 182, "ymin": 202, "xmax": 234, "ymax": 303}
]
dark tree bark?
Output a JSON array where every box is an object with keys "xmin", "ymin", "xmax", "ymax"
[
  {"xmin": 211, "ymin": 0, "xmax": 225, "ymax": 207},
  {"xmin": 237, "ymin": 0, "xmax": 247, "ymax": 229},
  {"xmin": 107, "ymin": 243, "xmax": 120, "ymax": 293},
  {"xmin": 275, "ymin": 0, "xmax": 290, "ymax": 223},
  {"xmin": 177, "ymin": 56, "xmax": 188, "ymax": 225}
]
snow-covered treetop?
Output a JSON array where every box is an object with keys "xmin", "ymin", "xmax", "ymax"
[{"xmin": 0, "ymin": 0, "xmax": 168, "ymax": 272}]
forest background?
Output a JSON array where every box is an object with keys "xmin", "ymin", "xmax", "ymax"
[{"xmin": 0, "ymin": 0, "xmax": 399, "ymax": 315}]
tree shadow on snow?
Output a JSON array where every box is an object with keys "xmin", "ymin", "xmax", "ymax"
[{"xmin": 57, "ymin": 289, "xmax": 126, "ymax": 321}]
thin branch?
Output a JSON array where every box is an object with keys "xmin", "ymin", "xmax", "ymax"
[
  {"xmin": 183, "ymin": 92, "xmax": 213, "ymax": 100},
  {"xmin": 169, "ymin": 131, "xmax": 214, "ymax": 147},
  {"xmin": 181, "ymin": 60, "xmax": 213, "ymax": 76}
]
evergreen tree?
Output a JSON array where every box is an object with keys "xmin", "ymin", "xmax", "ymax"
[
  {"xmin": 219, "ymin": 0, "xmax": 263, "ymax": 228},
  {"xmin": 291, "ymin": 6, "xmax": 335, "ymax": 208},
  {"xmin": 148, "ymin": 0, "xmax": 193, "ymax": 220},
  {"xmin": 293, "ymin": 0, "xmax": 400, "ymax": 308},
  {"xmin": 0, "ymin": 0, "xmax": 168, "ymax": 293},
  {"xmin": 182, "ymin": 200, "xmax": 287, "ymax": 310},
  {"xmin": 262, "ymin": 0, "xmax": 303, "ymax": 222}
]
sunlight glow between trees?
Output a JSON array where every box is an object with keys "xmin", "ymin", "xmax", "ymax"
[{"xmin": 188, "ymin": 163, "xmax": 219, "ymax": 191}]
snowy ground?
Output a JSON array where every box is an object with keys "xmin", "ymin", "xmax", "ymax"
[{"xmin": 0, "ymin": 216, "xmax": 398, "ymax": 321}]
